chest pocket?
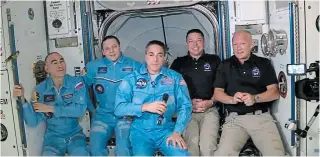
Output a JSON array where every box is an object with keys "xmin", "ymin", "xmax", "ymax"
[
  {"xmin": 159, "ymin": 77, "xmax": 175, "ymax": 93},
  {"xmin": 180, "ymin": 65, "xmax": 194, "ymax": 75},
  {"xmin": 243, "ymin": 65, "xmax": 262, "ymax": 84},
  {"xmin": 158, "ymin": 76, "xmax": 175, "ymax": 108},
  {"xmin": 132, "ymin": 87, "xmax": 150, "ymax": 105},
  {"xmin": 93, "ymin": 72, "xmax": 110, "ymax": 95},
  {"xmin": 116, "ymin": 67, "xmax": 134, "ymax": 82},
  {"xmin": 228, "ymin": 67, "xmax": 261, "ymax": 94},
  {"xmin": 121, "ymin": 66, "xmax": 134, "ymax": 73},
  {"xmin": 203, "ymin": 63, "xmax": 215, "ymax": 83},
  {"xmin": 41, "ymin": 93, "xmax": 56, "ymax": 120},
  {"xmin": 180, "ymin": 66, "xmax": 196, "ymax": 84},
  {"xmin": 43, "ymin": 94, "xmax": 56, "ymax": 105},
  {"xmin": 62, "ymin": 93, "xmax": 73, "ymax": 106}
]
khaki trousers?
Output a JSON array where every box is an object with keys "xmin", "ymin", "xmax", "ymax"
[
  {"xmin": 215, "ymin": 112, "xmax": 285, "ymax": 156},
  {"xmin": 183, "ymin": 107, "xmax": 220, "ymax": 156}
]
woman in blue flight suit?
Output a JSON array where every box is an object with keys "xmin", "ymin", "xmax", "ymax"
[
  {"xmin": 114, "ymin": 40, "xmax": 192, "ymax": 156},
  {"xmin": 13, "ymin": 52, "xmax": 89, "ymax": 156}
]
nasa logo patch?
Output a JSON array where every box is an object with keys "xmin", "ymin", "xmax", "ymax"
[
  {"xmin": 252, "ymin": 67, "xmax": 260, "ymax": 77},
  {"xmin": 204, "ymin": 63, "xmax": 211, "ymax": 71},
  {"xmin": 136, "ymin": 78, "xmax": 147, "ymax": 89}
]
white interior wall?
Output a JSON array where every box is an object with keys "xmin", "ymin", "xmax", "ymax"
[
  {"xmin": 268, "ymin": 1, "xmax": 319, "ymax": 156},
  {"xmin": 1, "ymin": 1, "xmax": 48, "ymax": 156},
  {"xmin": 297, "ymin": 2, "xmax": 307, "ymax": 156},
  {"xmin": 301, "ymin": 1, "xmax": 320, "ymax": 155},
  {"xmin": 267, "ymin": 1, "xmax": 294, "ymax": 154}
]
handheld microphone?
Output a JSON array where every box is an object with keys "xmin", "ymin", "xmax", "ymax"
[{"xmin": 157, "ymin": 93, "xmax": 169, "ymax": 125}]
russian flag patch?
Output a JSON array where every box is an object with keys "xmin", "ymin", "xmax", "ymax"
[{"xmin": 75, "ymin": 82, "xmax": 84, "ymax": 90}]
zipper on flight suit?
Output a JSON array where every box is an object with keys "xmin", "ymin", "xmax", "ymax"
[
  {"xmin": 54, "ymin": 86, "xmax": 63, "ymax": 120},
  {"xmin": 113, "ymin": 62, "xmax": 116, "ymax": 80}
]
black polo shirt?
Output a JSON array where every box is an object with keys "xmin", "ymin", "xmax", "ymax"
[
  {"xmin": 214, "ymin": 54, "xmax": 278, "ymax": 113},
  {"xmin": 171, "ymin": 53, "xmax": 221, "ymax": 100}
]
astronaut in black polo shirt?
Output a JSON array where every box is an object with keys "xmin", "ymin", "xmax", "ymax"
[
  {"xmin": 171, "ymin": 29, "xmax": 221, "ymax": 156},
  {"xmin": 214, "ymin": 30, "xmax": 285, "ymax": 156}
]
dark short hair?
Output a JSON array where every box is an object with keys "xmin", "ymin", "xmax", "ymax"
[
  {"xmin": 186, "ymin": 29, "xmax": 204, "ymax": 41},
  {"xmin": 45, "ymin": 52, "xmax": 61, "ymax": 63},
  {"xmin": 102, "ymin": 35, "xmax": 120, "ymax": 47},
  {"xmin": 145, "ymin": 40, "xmax": 166, "ymax": 55}
]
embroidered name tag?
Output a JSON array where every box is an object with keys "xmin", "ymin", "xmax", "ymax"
[
  {"xmin": 63, "ymin": 93, "xmax": 73, "ymax": 99},
  {"xmin": 98, "ymin": 67, "xmax": 107, "ymax": 73},
  {"xmin": 160, "ymin": 77, "xmax": 174, "ymax": 85},
  {"xmin": 44, "ymin": 95, "xmax": 55, "ymax": 102},
  {"xmin": 122, "ymin": 67, "xmax": 133, "ymax": 72}
]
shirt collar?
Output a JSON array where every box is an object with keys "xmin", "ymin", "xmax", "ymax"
[
  {"xmin": 187, "ymin": 51, "xmax": 206, "ymax": 61},
  {"xmin": 232, "ymin": 54, "xmax": 258, "ymax": 64},
  {"xmin": 246, "ymin": 54, "xmax": 258, "ymax": 64},
  {"xmin": 45, "ymin": 74, "xmax": 70, "ymax": 92},
  {"xmin": 103, "ymin": 52, "xmax": 124, "ymax": 66},
  {"xmin": 139, "ymin": 63, "xmax": 168, "ymax": 77}
]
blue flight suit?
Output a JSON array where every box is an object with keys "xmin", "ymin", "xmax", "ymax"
[
  {"xmin": 83, "ymin": 54, "xmax": 141, "ymax": 156},
  {"xmin": 114, "ymin": 64, "xmax": 192, "ymax": 156},
  {"xmin": 22, "ymin": 74, "xmax": 89, "ymax": 156}
]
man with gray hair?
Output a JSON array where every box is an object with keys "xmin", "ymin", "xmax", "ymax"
[
  {"xmin": 214, "ymin": 30, "xmax": 285, "ymax": 156},
  {"xmin": 13, "ymin": 52, "xmax": 90, "ymax": 156}
]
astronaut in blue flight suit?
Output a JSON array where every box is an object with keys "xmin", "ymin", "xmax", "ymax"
[
  {"xmin": 83, "ymin": 36, "xmax": 141, "ymax": 156},
  {"xmin": 115, "ymin": 40, "xmax": 192, "ymax": 156},
  {"xmin": 13, "ymin": 52, "xmax": 89, "ymax": 156}
]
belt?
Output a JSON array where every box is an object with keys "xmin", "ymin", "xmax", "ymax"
[
  {"xmin": 192, "ymin": 106, "xmax": 215, "ymax": 113},
  {"xmin": 226, "ymin": 108, "xmax": 269, "ymax": 116}
]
